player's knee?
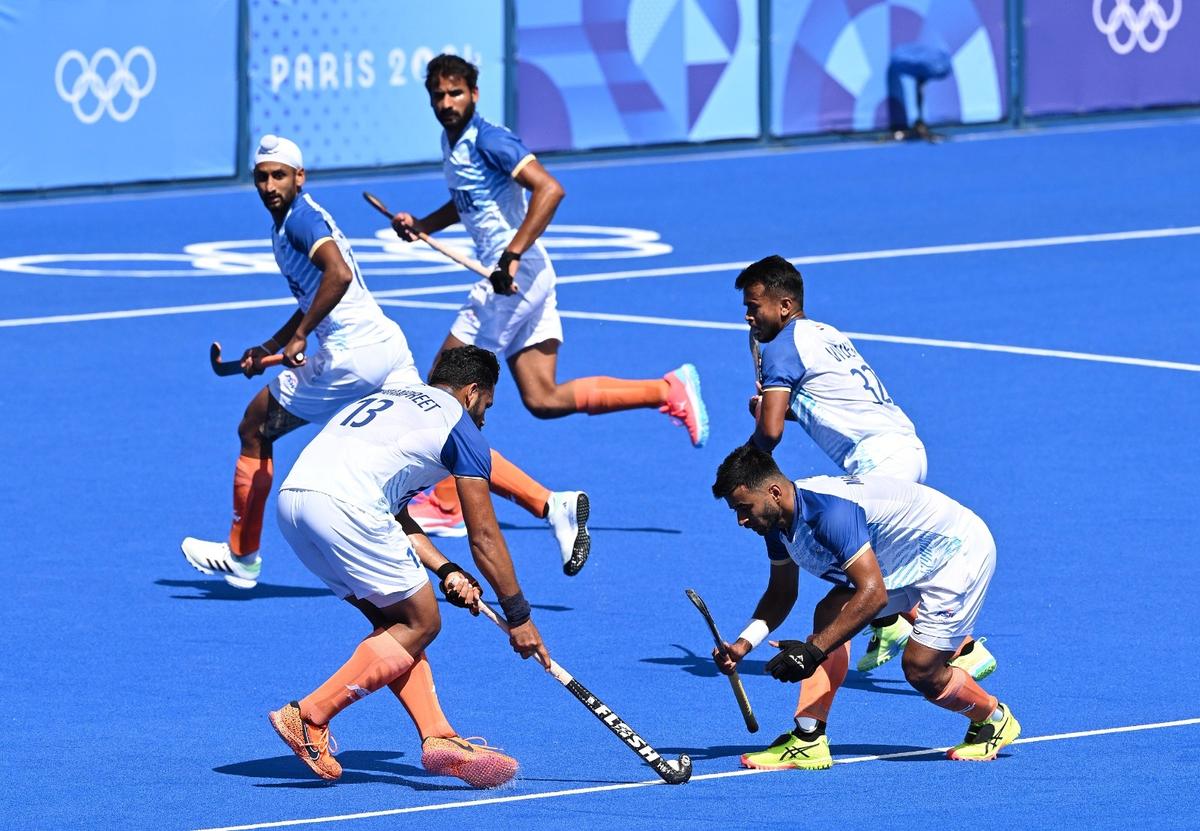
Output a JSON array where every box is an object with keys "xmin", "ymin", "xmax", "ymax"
[
  {"xmin": 813, "ymin": 587, "xmax": 853, "ymax": 629},
  {"xmin": 520, "ymin": 392, "xmax": 563, "ymax": 419},
  {"xmin": 901, "ymin": 650, "xmax": 942, "ymax": 695}
]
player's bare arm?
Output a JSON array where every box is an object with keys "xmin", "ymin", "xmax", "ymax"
[
  {"xmin": 457, "ymin": 475, "xmax": 550, "ymax": 664},
  {"xmin": 808, "ymin": 546, "xmax": 888, "ymax": 654},
  {"xmin": 507, "ymin": 160, "xmax": 564, "ymax": 257},
  {"xmin": 396, "ymin": 507, "xmax": 482, "ymax": 611},
  {"xmin": 715, "ymin": 560, "xmax": 798, "ymax": 674},
  {"xmin": 240, "ymin": 309, "xmax": 303, "ymax": 376},
  {"xmin": 750, "ymin": 389, "xmax": 790, "ymax": 451},
  {"xmin": 391, "ymin": 199, "xmax": 459, "ymax": 241},
  {"xmin": 281, "ymin": 239, "xmax": 354, "ymax": 365}
]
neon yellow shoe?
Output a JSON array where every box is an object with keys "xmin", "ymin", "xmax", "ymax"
[
  {"xmin": 949, "ymin": 637, "xmax": 997, "ymax": 681},
  {"xmin": 856, "ymin": 616, "xmax": 912, "ymax": 672},
  {"xmin": 947, "ymin": 703, "xmax": 1020, "ymax": 762},
  {"xmin": 740, "ymin": 731, "xmax": 832, "ymax": 771}
]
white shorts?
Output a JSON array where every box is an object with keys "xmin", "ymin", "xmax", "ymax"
[
  {"xmin": 269, "ymin": 329, "xmax": 421, "ymax": 423},
  {"xmin": 846, "ymin": 434, "xmax": 928, "ymax": 484},
  {"xmin": 877, "ymin": 515, "xmax": 995, "ymax": 652},
  {"xmin": 449, "ymin": 251, "xmax": 563, "ymax": 359},
  {"xmin": 277, "ymin": 488, "xmax": 429, "ymax": 607}
]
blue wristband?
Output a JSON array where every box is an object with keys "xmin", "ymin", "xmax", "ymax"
[{"xmin": 499, "ymin": 591, "xmax": 531, "ymax": 627}]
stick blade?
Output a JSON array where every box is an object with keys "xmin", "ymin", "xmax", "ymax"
[
  {"xmin": 209, "ymin": 341, "xmax": 242, "ymax": 376},
  {"xmin": 658, "ymin": 754, "xmax": 693, "ymax": 785}
]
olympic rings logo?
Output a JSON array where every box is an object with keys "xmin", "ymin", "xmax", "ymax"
[
  {"xmin": 54, "ymin": 47, "xmax": 156, "ymax": 124},
  {"xmin": 1093, "ymin": 0, "xmax": 1182, "ymax": 54}
]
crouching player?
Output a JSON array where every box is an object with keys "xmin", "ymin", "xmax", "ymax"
[
  {"xmin": 711, "ymin": 445, "xmax": 1019, "ymax": 769},
  {"xmin": 268, "ymin": 346, "xmax": 548, "ymax": 788}
]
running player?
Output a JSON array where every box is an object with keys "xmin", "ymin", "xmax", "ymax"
[
  {"xmin": 711, "ymin": 445, "xmax": 1019, "ymax": 769},
  {"xmin": 386, "ymin": 54, "xmax": 709, "ymax": 538},
  {"xmin": 269, "ymin": 346, "xmax": 545, "ymax": 787},
  {"xmin": 179, "ymin": 134, "xmax": 585, "ymax": 586},
  {"xmin": 738, "ymin": 255, "xmax": 995, "ymax": 679}
]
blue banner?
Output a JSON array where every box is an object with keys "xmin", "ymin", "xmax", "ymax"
[
  {"xmin": 248, "ymin": 0, "xmax": 505, "ymax": 170},
  {"xmin": 515, "ymin": 0, "xmax": 760, "ymax": 152},
  {"xmin": 0, "ymin": 0, "xmax": 238, "ymax": 191}
]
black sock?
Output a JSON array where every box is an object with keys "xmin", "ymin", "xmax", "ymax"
[{"xmin": 792, "ymin": 720, "xmax": 826, "ymax": 739}]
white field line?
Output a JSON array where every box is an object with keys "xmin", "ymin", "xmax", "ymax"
[
  {"xmin": 376, "ymin": 301, "xmax": 1200, "ymax": 373},
  {"xmin": 193, "ymin": 716, "xmax": 1200, "ymax": 831}
]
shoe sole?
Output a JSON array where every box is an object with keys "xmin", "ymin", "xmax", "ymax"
[
  {"xmin": 181, "ymin": 543, "xmax": 258, "ymax": 589},
  {"xmin": 562, "ymin": 493, "xmax": 590, "ymax": 576},
  {"xmin": 268, "ymin": 710, "xmax": 340, "ymax": 781},
  {"xmin": 423, "ymin": 748, "xmax": 518, "ymax": 788},
  {"xmin": 739, "ymin": 754, "xmax": 832, "ymax": 771},
  {"xmin": 674, "ymin": 364, "xmax": 709, "ymax": 448}
]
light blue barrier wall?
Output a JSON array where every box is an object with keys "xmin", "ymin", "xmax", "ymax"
[
  {"xmin": 0, "ymin": 0, "xmax": 239, "ymax": 190},
  {"xmin": 4, "ymin": 1, "xmax": 1199, "ymax": 193}
]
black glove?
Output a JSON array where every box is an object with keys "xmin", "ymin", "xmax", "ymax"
[
  {"xmin": 435, "ymin": 561, "xmax": 480, "ymax": 608},
  {"xmin": 489, "ymin": 250, "xmax": 520, "ymax": 295},
  {"xmin": 764, "ymin": 639, "xmax": 827, "ymax": 683}
]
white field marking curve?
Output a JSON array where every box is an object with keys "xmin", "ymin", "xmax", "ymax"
[
  {"xmin": 376, "ymin": 300, "xmax": 1200, "ymax": 373},
  {"xmin": 192, "ymin": 716, "xmax": 1200, "ymax": 831}
]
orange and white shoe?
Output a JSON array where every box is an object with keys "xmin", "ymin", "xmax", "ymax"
[
  {"xmin": 268, "ymin": 701, "xmax": 341, "ymax": 781},
  {"xmin": 421, "ymin": 736, "xmax": 518, "ymax": 788},
  {"xmin": 406, "ymin": 491, "xmax": 466, "ymax": 537},
  {"xmin": 661, "ymin": 364, "xmax": 709, "ymax": 448}
]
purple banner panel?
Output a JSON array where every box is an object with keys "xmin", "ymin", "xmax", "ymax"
[{"xmin": 1025, "ymin": 1, "xmax": 1200, "ymax": 116}]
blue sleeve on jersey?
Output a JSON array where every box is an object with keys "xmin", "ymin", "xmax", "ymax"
[
  {"xmin": 475, "ymin": 123, "xmax": 533, "ymax": 175},
  {"xmin": 759, "ymin": 335, "xmax": 805, "ymax": 390},
  {"xmin": 765, "ymin": 532, "xmax": 790, "ymax": 562},
  {"xmin": 798, "ymin": 489, "xmax": 870, "ymax": 564},
  {"xmin": 284, "ymin": 203, "xmax": 333, "ymax": 258},
  {"xmin": 439, "ymin": 412, "xmax": 492, "ymax": 479}
]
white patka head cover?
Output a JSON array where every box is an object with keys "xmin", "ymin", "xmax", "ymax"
[{"xmin": 254, "ymin": 134, "xmax": 303, "ymax": 170}]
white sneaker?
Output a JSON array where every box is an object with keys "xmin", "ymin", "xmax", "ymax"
[
  {"xmin": 181, "ymin": 536, "xmax": 261, "ymax": 589},
  {"xmin": 546, "ymin": 491, "xmax": 590, "ymax": 576}
]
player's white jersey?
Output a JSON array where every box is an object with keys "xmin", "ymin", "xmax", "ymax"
[
  {"xmin": 757, "ymin": 318, "xmax": 919, "ymax": 473},
  {"xmin": 272, "ymin": 192, "xmax": 399, "ymax": 349},
  {"xmin": 281, "ymin": 384, "xmax": 491, "ymax": 516},
  {"xmin": 442, "ymin": 113, "xmax": 549, "ymax": 266},
  {"xmin": 765, "ymin": 474, "xmax": 990, "ymax": 590}
]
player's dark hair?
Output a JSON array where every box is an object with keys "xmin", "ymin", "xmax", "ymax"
[
  {"xmin": 712, "ymin": 444, "xmax": 785, "ymax": 499},
  {"xmin": 429, "ymin": 346, "xmax": 500, "ymax": 391},
  {"xmin": 734, "ymin": 255, "xmax": 804, "ymax": 308},
  {"xmin": 425, "ymin": 54, "xmax": 479, "ymax": 92}
]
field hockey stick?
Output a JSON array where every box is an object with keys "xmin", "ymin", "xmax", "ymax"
[
  {"xmin": 362, "ymin": 191, "xmax": 491, "ymax": 278},
  {"xmin": 209, "ymin": 342, "xmax": 300, "ymax": 377},
  {"xmin": 475, "ymin": 601, "xmax": 692, "ymax": 785},
  {"xmin": 684, "ymin": 589, "xmax": 759, "ymax": 733}
]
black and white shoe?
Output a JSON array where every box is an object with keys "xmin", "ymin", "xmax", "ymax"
[{"xmin": 546, "ymin": 491, "xmax": 590, "ymax": 576}]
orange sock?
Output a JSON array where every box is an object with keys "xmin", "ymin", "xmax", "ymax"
[
  {"xmin": 901, "ymin": 603, "xmax": 919, "ymax": 625},
  {"xmin": 793, "ymin": 643, "xmax": 850, "ymax": 723},
  {"xmin": 951, "ymin": 636, "xmax": 976, "ymax": 659},
  {"xmin": 300, "ymin": 630, "xmax": 415, "ymax": 725},
  {"xmin": 387, "ymin": 652, "xmax": 455, "ymax": 740},
  {"xmin": 229, "ymin": 454, "xmax": 273, "ymax": 556},
  {"xmin": 572, "ymin": 377, "xmax": 669, "ymax": 415},
  {"xmin": 489, "ymin": 450, "xmax": 551, "ymax": 517},
  {"xmin": 929, "ymin": 666, "xmax": 997, "ymax": 722}
]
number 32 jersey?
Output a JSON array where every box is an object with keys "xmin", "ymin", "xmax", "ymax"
[
  {"xmin": 758, "ymin": 318, "xmax": 919, "ymax": 473},
  {"xmin": 281, "ymin": 384, "xmax": 492, "ymax": 517}
]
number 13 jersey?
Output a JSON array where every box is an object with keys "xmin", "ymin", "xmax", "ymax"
[{"xmin": 758, "ymin": 318, "xmax": 919, "ymax": 474}]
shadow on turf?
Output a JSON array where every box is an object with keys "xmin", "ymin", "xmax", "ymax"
[
  {"xmin": 155, "ymin": 579, "xmax": 332, "ymax": 601},
  {"xmin": 215, "ymin": 750, "xmax": 475, "ymax": 790},
  {"xmin": 642, "ymin": 645, "xmax": 920, "ymax": 696}
]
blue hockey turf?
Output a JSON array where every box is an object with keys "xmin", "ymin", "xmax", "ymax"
[{"xmin": 2, "ymin": 118, "xmax": 1198, "ymax": 830}]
